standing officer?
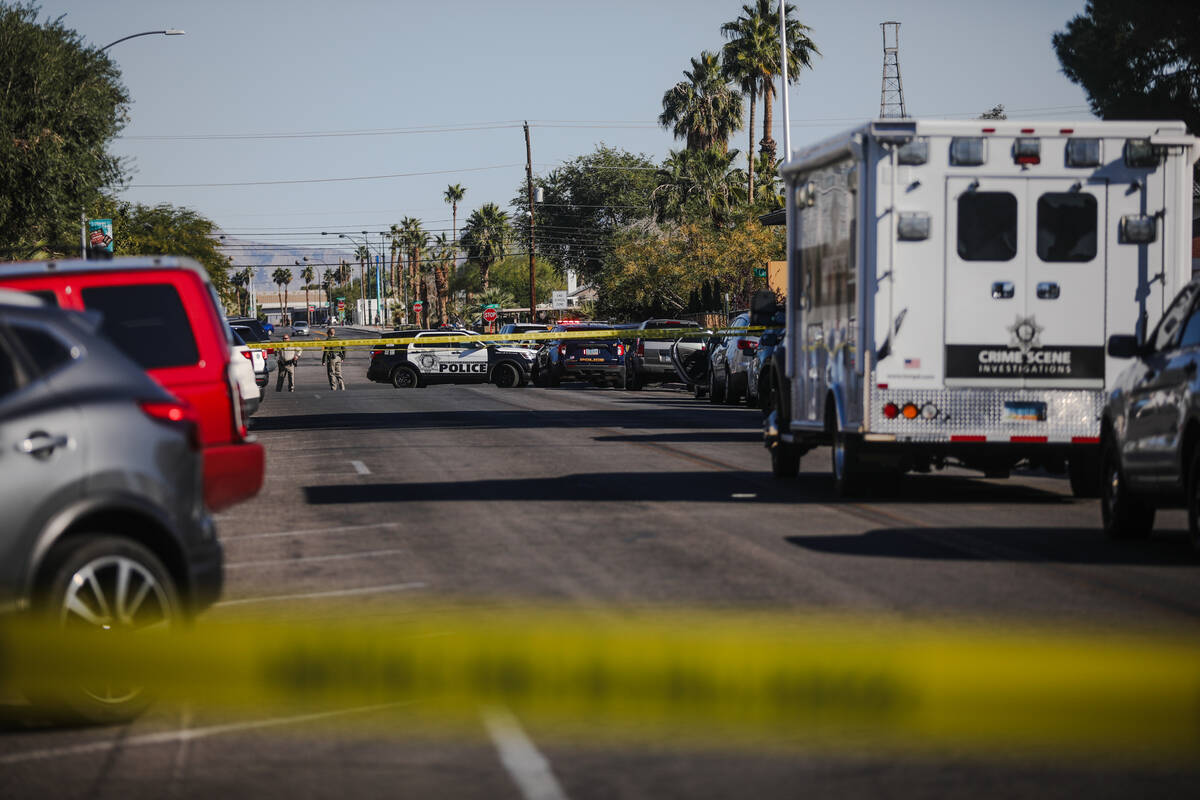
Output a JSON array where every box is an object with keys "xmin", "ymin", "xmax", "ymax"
[
  {"xmin": 322, "ymin": 328, "xmax": 346, "ymax": 390},
  {"xmin": 275, "ymin": 334, "xmax": 301, "ymax": 392}
]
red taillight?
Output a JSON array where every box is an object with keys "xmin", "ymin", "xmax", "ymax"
[
  {"xmin": 371, "ymin": 349, "xmax": 382, "ymax": 357},
  {"xmin": 736, "ymin": 339, "xmax": 757, "ymax": 351},
  {"xmin": 883, "ymin": 403, "xmax": 900, "ymax": 419},
  {"xmin": 616, "ymin": 343, "xmax": 625, "ymax": 357},
  {"xmin": 239, "ymin": 350, "xmax": 253, "ymax": 360},
  {"xmin": 140, "ymin": 400, "xmax": 200, "ymax": 450},
  {"xmin": 637, "ymin": 340, "xmax": 644, "ymax": 357},
  {"xmin": 558, "ymin": 343, "xmax": 567, "ymax": 356},
  {"xmin": 265, "ymin": 347, "xmax": 275, "ymax": 355}
]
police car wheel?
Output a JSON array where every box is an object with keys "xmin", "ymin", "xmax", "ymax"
[
  {"xmin": 493, "ymin": 362, "xmax": 520, "ymax": 388},
  {"xmin": 391, "ymin": 366, "xmax": 418, "ymax": 389}
]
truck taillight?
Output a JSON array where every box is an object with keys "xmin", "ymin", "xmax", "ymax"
[
  {"xmin": 239, "ymin": 350, "xmax": 253, "ymax": 360},
  {"xmin": 637, "ymin": 339, "xmax": 644, "ymax": 357},
  {"xmin": 736, "ymin": 339, "xmax": 757, "ymax": 351},
  {"xmin": 883, "ymin": 403, "xmax": 900, "ymax": 419},
  {"xmin": 371, "ymin": 349, "xmax": 382, "ymax": 357},
  {"xmin": 616, "ymin": 343, "xmax": 625, "ymax": 357},
  {"xmin": 558, "ymin": 343, "xmax": 567, "ymax": 356},
  {"xmin": 140, "ymin": 400, "xmax": 200, "ymax": 450},
  {"xmin": 265, "ymin": 347, "xmax": 275, "ymax": 355}
]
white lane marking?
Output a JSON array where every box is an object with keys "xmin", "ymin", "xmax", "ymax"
[
  {"xmin": 350, "ymin": 460, "xmax": 371, "ymax": 475},
  {"xmin": 731, "ymin": 493, "xmax": 757, "ymax": 499},
  {"xmin": 225, "ymin": 547, "xmax": 411, "ymax": 569},
  {"xmin": 481, "ymin": 706, "xmax": 570, "ymax": 800},
  {"xmin": 214, "ymin": 581, "xmax": 425, "ymax": 607},
  {"xmin": 227, "ymin": 522, "xmax": 400, "ymax": 541},
  {"xmin": 0, "ymin": 701, "xmax": 414, "ymax": 765}
]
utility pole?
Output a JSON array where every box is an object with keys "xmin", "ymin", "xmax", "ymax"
[
  {"xmin": 524, "ymin": 121, "xmax": 537, "ymax": 323},
  {"xmin": 879, "ymin": 21, "xmax": 907, "ymax": 118}
]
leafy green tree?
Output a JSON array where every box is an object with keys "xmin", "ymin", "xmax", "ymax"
[
  {"xmin": 512, "ymin": 145, "xmax": 658, "ymax": 286},
  {"xmin": 0, "ymin": 3, "xmax": 130, "ymax": 257},
  {"xmin": 720, "ymin": 1, "xmax": 819, "ymax": 164},
  {"xmin": 469, "ymin": 287, "xmax": 518, "ymax": 322},
  {"xmin": 488, "ymin": 253, "xmax": 564, "ymax": 307},
  {"xmin": 230, "ymin": 266, "xmax": 253, "ymax": 316},
  {"xmin": 659, "ymin": 51, "xmax": 743, "ymax": 153},
  {"xmin": 460, "ymin": 203, "xmax": 510, "ymax": 291},
  {"xmin": 87, "ymin": 198, "xmax": 230, "ymax": 293},
  {"xmin": 979, "ymin": 104, "xmax": 1007, "ymax": 120},
  {"xmin": 1053, "ymin": 0, "xmax": 1198, "ymax": 136},
  {"xmin": 652, "ymin": 147, "xmax": 748, "ymax": 227}
]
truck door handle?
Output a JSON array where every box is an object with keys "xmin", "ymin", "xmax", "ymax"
[
  {"xmin": 991, "ymin": 282, "xmax": 1015, "ymax": 299},
  {"xmin": 1036, "ymin": 282, "xmax": 1061, "ymax": 300},
  {"xmin": 18, "ymin": 432, "xmax": 69, "ymax": 458}
]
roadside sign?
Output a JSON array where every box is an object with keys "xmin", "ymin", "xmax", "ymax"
[
  {"xmin": 413, "ymin": 301, "xmax": 424, "ymax": 312},
  {"xmin": 551, "ymin": 290, "xmax": 568, "ymax": 310},
  {"xmin": 482, "ymin": 307, "xmax": 498, "ymax": 323},
  {"xmin": 753, "ymin": 266, "xmax": 767, "ymax": 278},
  {"xmin": 87, "ymin": 218, "xmax": 114, "ymax": 253}
]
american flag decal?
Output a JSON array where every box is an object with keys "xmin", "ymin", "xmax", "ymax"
[{"xmin": 904, "ymin": 358, "xmax": 921, "ymax": 369}]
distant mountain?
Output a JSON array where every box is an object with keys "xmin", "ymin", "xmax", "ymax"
[{"xmin": 216, "ymin": 236, "xmax": 375, "ymax": 292}]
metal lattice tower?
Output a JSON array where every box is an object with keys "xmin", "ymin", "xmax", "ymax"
[{"xmin": 879, "ymin": 21, "xmax": 907, "ymax": 118}]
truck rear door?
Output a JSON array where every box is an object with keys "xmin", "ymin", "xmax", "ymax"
[{"xmin": 944, "ymin": 177, "xmax": 1107, "ymax": 389}]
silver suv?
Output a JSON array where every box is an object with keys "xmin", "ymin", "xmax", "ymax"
[
  {"xmin": 1101, "ymin": 278, "xmax": 1200, "ymax": 551},
  {"xmin": 0, "ymin": 292, "xmax": 221, "ymax": 720}
]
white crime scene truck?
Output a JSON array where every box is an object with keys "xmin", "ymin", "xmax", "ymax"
[{"xmin": 762, "ymin": 118, "xmax": 1199, "ymax": 495}]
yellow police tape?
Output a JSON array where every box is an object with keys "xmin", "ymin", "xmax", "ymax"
[
  {"xmin": 3, "ymin": 609, "xmax": 1198, "ymax": 758},
  {"xmin": 248, "ymin": 326, "xmax": 765, "ymax": 350}
]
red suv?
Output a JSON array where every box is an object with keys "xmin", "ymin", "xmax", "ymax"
[{"xmin": 0, "ymin": 257, "xmax": 264, "ymax": 511}]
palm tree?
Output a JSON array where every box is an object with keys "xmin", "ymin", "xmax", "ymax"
[
  {"xmin": 301, "ymin": 264, "xmax": 315, "ymax": 320},
  {"xmin": 652, "ymin": 147, "xmax": 747, "ymax": 227},
  {"xmin": 460, "ymin": 203, "xmax": 510, "ymax": 292},
  {"xmin": 443, "ymin": 184, "xmax": 466, "ymax": 263},
  {"xmin": 431, "ymin": 233, "xmax": 453, "ymax": 325},
  {"xmin": 720, "ymin": 1, "xmax": 819, "ymax": 164},
  {"xmin": 658, "ymin": 51, "xmax": 743, "ymax": 153},
  {"xmin": 398, "ymin": 217, "xmax": 428, "ymax": 325},
  {"xmin": 388, "ymin": 223, "xmax": 402, "ymax": 305},
  {"xmin": 354, "ymin": 245, "xmax": 370, "ymax": 320},
  {"xmin": 271, "ymin": 267, "xmax": 293, "ymax": 321}
]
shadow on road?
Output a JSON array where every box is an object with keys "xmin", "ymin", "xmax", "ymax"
[
  {"xmin": 594, "ymin": 431, "xmax": 761, "ymax": 444},
  {"xmin": 785, "ymin": 527, "xmax": 1198, "ymax": 566},
  {"xmin": 304, "ymin": 471, "xmax": 789, "ymax": 505}
]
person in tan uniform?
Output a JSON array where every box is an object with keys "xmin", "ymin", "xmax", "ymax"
[
  {"xmin": 322, "ymin": 328, "xmax": 346, "ymax": 390},
  {"xmin": 275, "ymin": 334, "xmax": 301, "ymax": 392}
]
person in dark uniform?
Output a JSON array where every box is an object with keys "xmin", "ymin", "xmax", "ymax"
[
  {"xmin": 275, "ymin": 334, "xmax": 300, "ymax": 392},
  {"xmin": 322, "ymin": 328, "xmax": 346, "ymax": 390}
]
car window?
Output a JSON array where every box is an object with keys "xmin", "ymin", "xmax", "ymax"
[
  {"xmin": 1037, "ymin": 192, "xmax": 1097, "ymax": 262},
  {"xmin": 28, "ymin": 290, "xmax": 59, "ymax": 307},
  {"xmin": 0, "ymin": 338, "xmax": 20, "ymax": 399},
  {"xmin": 9, "ymin": 323, "xmax": 74, "ymax": 375},
  {"xmin": 80, "ymin": 284, "xmax": 200, "ymax": 369},
  {"xmin": 958, "ymin": 192, "xmax": 1018, "ymax": 261},
  {"xmin": 1177, "ymin": 304, "xmax": 1200, "ymax": 350},
  {"xmin": 230, "ymin": 327, "xmax": 247, "ymax": 346},
  {"xmin": 1149, "ymin": 286, "xmax": 1197, "ymax": 353}
]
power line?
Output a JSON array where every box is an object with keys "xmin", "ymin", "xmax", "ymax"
[{"xmin": 125, "ymin": 163, "xmax": 523, "ymax": 189}]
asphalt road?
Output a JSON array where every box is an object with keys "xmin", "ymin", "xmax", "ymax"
[{"xmin": 3, "ymin": 340, "xmax": 1199, "ymax": 799}]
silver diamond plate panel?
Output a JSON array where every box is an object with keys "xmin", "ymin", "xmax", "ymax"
[{"xmin": 866, "ymin": 384, "xmax": 1104, "ymax": 442}]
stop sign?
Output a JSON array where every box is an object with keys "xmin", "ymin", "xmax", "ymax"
[
  {"xmin": 483, "ymin": 307, "xmax": 498, "ymax": 323},
  {"xmin": 413, "ymin": 301, "xmax": 424, "ymax": 312}
]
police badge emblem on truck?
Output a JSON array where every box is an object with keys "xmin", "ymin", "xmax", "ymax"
[{"xmin": 1009, "ymin": 316, "xmax": 1043, "ymax": 353}]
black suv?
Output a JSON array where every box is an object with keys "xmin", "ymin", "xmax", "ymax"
[
  {"xmin": 533, "ymin": 323, "xmax": 628, "ymax": 388},
  {"xmin": 1101, "ymin": 278, "xmax": 1200, "ymax": 551}
]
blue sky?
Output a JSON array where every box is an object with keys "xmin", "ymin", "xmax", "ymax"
[{"xmin": 41, "ymin": 0, "xmax": 1093, "ymax": 266}]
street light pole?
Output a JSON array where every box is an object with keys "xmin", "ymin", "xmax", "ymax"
[{"xmin": 99, "ymin": 29, "xmax": 185, "ymax": 52}]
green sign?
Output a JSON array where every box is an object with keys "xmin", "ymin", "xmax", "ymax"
[{"xmin": 753, "ymin": 267, "xmax": 767, "ymax": 278}]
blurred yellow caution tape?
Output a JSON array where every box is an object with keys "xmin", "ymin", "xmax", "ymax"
[
  {"xmin": 249, "ymin": 326, "xmax": 763, "ymax": 350},
  {"xmin": 4, "ymin": 610, "xmax": 1198, "ymax": 758}
]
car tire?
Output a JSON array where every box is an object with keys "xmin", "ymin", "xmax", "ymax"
[
  {"xmin": 708, "ymin": 365, "xmax": 726, "ymax": 404},
  {"xmin": 694, "ymin": 381, "xmax": 707, "ymax": 399},
  {"xmin": 1100, "ymin": 439, "xmax": 1154, "ymax": 539},
  {"xmin": 625, "ymin": 364, "xmax": 642, "ymax": 391},
  {"xmin": 1186, "ymin": 449, "xmax": 1200, "ymax": 554},
  {"xmin": 1068, "ymin": 456, "xmax": 1102, "ymax": 498},
  {"xmin": 722, "ymin": 368, "xmax": 740, "ymax": 405},
  {"xmin": 392, "ymin": 365, "xmax": 419, "ymax": 389},
  {"xmin": 31, "ymin": 535, "xmax": 181, "ymax": 723},
  {"xmin": 493, "ymin": 362, "xmax": 520, "ymax": 388},
  {"xmin": 828, "ymin": 405, "xmax": 862, "ymax": 497}
]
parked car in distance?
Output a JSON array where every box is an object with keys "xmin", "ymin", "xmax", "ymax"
[
  {"xmin": 228, "ymin": 316, "xmax": 271, "ymax": 343},
  {"xmin": 707, "ymin": 312, "xmax": 759, "ymax": 405},
  {"xmin": 367, "ymin": 329, "xmax": 534, "ymax": 388},
  {"xmin": 1101, "ymin": 278, "xmax": 1200, "ymax": 551},
  {"xmin": 627, "ymin": 319, "xmax": 701, "ymax": 389},
  {"xmin": 0, "ymin": 257, "xmax": 265, "ymax": 512},
  {"xmin": 0, "ymin": 291, "xmax": 221, "ymax": 720},
  {"xmin": 229, "ymin": 327, "xmax": 263, "ymax": 414},
  {"xmin": 292, "ymin": 320, "xmax": 310, "ymax": 336},
  {"xmin": 534, "ymin": 322, "xmax": 628, "ymax": 389},
  {"xmin": 747, "ymin": 327, "xmax": 784, "ymax": 410}
]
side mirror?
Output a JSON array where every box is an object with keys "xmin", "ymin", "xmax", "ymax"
[{"xmin": 1107, "ymin": 334, "xmax": 1141, "ymax": 359}]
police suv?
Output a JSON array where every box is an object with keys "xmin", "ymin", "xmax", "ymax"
[{"xmin": 367, "ymin": 329, "xmax": 535, "ymax": 388}]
